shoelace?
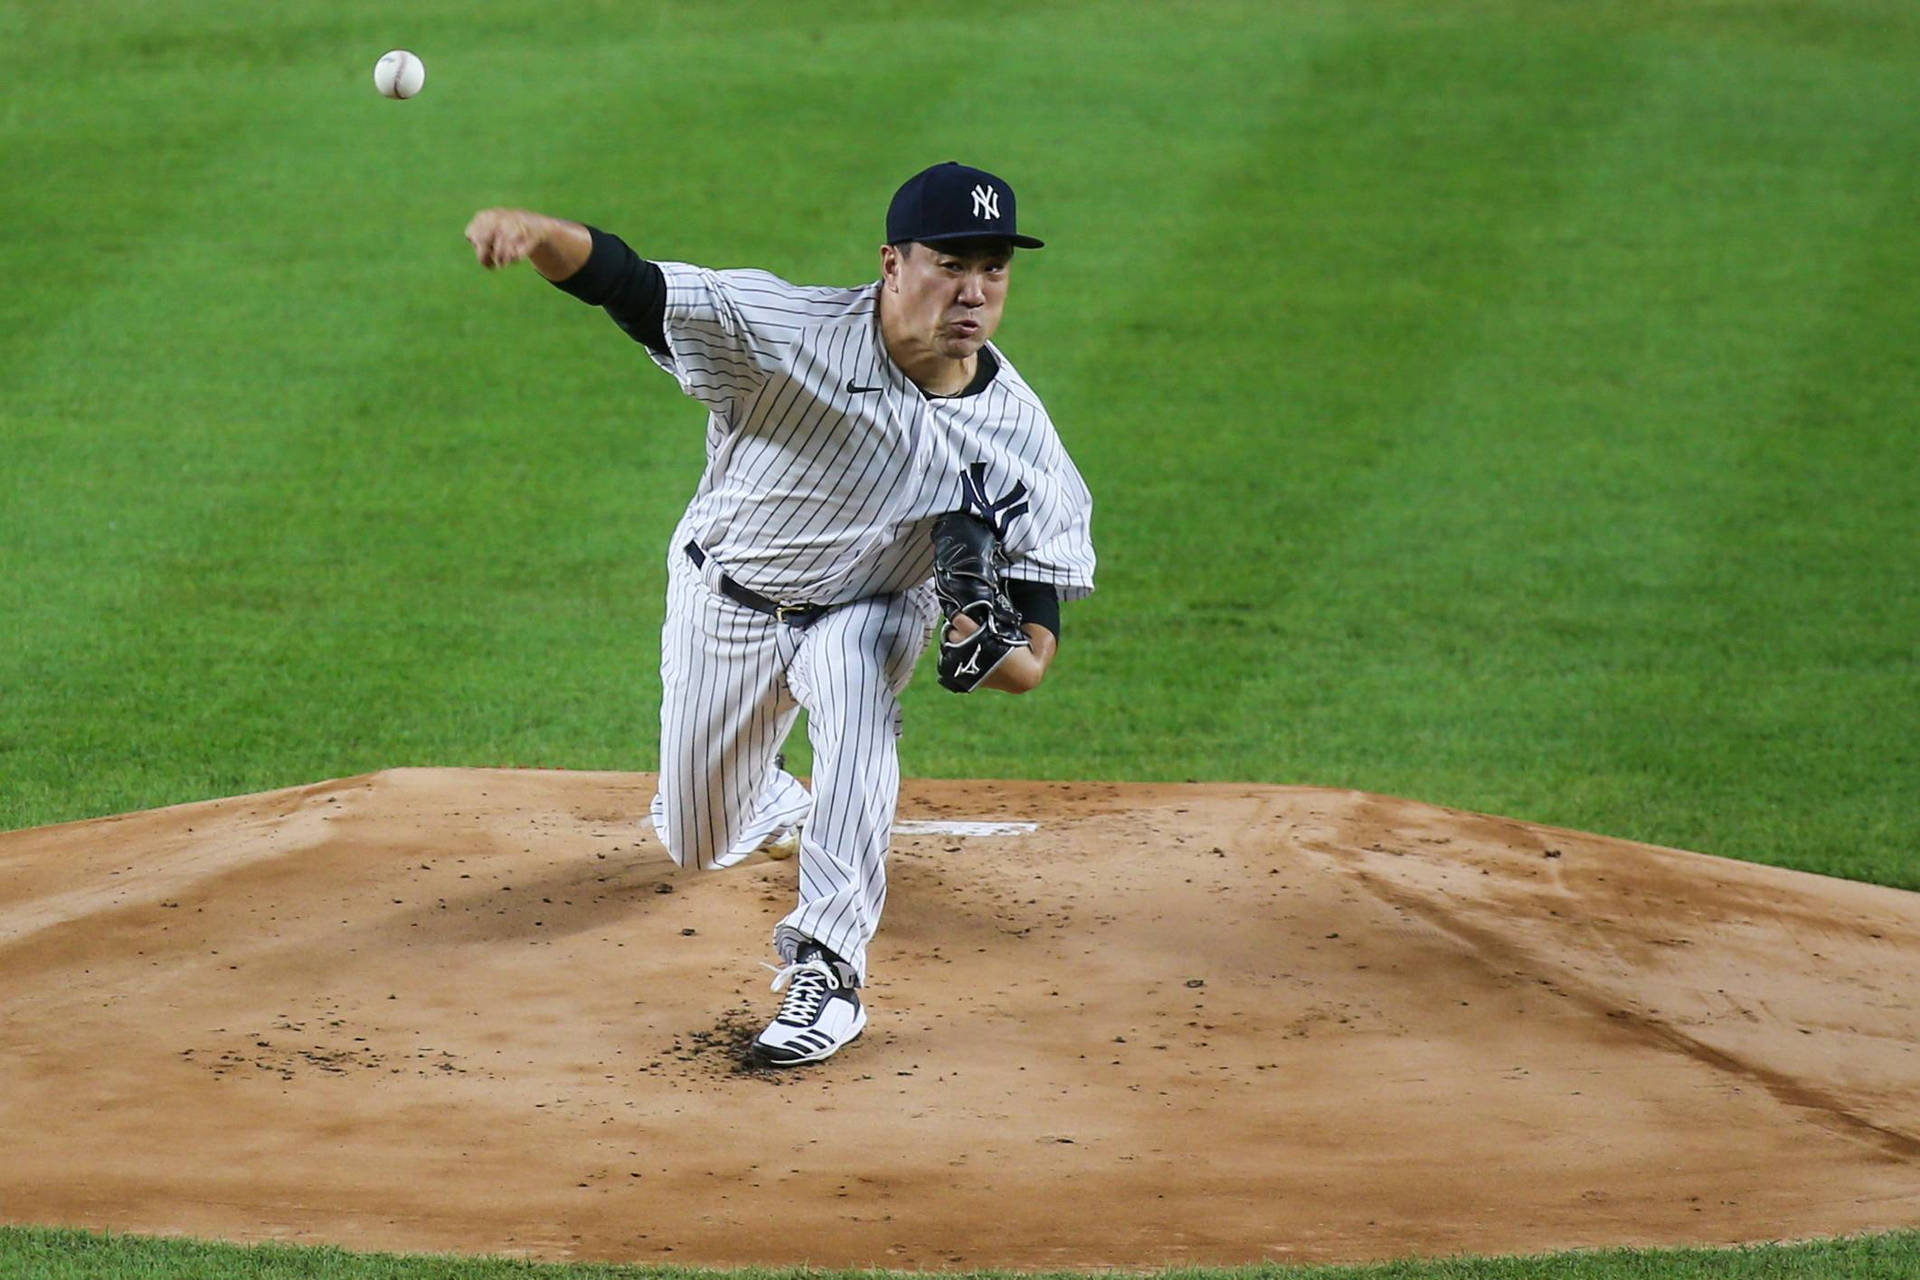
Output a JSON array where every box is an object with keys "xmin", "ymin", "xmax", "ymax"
[{"xmin": 764, "ymin": 958, "xmax": 841, "ymax": 1026}]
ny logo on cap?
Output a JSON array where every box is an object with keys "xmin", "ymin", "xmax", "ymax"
[{"xmin": 971, "ymin": 183, "xmax": 1001, "ymax": 221}]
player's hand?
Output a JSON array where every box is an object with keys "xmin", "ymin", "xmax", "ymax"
[
  {"xmin": 943, "ymin": 612, "xmax": 1056, "ymax": 694},
  {"xmin": 464, "ymin": 208, "xmax": 555, "ymax": 269}
]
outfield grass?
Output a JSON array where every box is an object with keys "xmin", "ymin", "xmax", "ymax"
[
  {"xmin": 2, "ymin": 1, "xmax": 1916, "ymax": 1276},
  {"xmin": 4, "ymin": 0, "xmax": 1916, "ymax": 884},
  {"xmin": 6, "ymin": 1227, "xmax": 1920, "ymax": 1280}
]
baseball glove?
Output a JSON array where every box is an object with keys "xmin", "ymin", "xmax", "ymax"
[{"xmin": 931, "ymin": 512, "xmax": 1030, "ymax": 693}]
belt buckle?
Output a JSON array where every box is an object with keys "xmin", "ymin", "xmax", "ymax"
[{"xmin": 775, "ymin": 602, "xmax": 809, "ymax": 624}]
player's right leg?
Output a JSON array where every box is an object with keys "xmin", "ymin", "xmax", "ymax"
[
  {"xmin": 750, "ymin": 584, "xmax": 935, "ymax": 1066},
  {"xmin": 651, "ymin": 548, "xmax": 803, "ymax": 871},
  {"xmin": 770, "ymin": 583, "xmax": 938, "ymax": 983}
]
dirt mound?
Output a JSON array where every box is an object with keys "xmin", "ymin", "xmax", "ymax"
[{"xmin": 1, "ymin": 770, "xmax": 1914, "ymax": 1268}]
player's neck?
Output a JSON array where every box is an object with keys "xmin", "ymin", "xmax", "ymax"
[{"xmin": 897, "ymin": 350, "xmax": 976, "ymax": 397}]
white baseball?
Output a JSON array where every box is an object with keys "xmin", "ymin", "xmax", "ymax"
[{"xmin": 373, "ymin": 49, "xmax": 426, "ymax": 100}]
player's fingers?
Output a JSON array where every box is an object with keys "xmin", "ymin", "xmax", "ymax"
[
  {"xmin": 487, "ymin": 231, "xmax": 525, "ymax": 269},
  {"xmin": 491, "ymin": 217, "xmax": 535, "ymax": 267},
  {"xmin": 465, "ymin": 209, "xmax": 502, "ymax": 239},
  {"xmin": 467, "ymin": 210, "xmax": 551, "ymax": 269},
  {"xmin": 466, "ymin": 213, "xmax": 501, "ymax": 267}
]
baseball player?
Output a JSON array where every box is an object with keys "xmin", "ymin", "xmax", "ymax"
[{"xmin": 464, "ymin": 161, "xmax": 1096, "ymax": 1064}]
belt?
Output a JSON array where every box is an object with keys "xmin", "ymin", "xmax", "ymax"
[{"xmin": 685, "ymin": 542, "xmax": 833, "ymax": 628}]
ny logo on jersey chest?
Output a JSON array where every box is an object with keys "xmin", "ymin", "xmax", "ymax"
[
  {"xmin": 970, "ymin": 184, "xmax": 1001, "ymax": 221},
  {"xmin": 960, "ymin": 461, "xmax": 1029, "ymax": 539}
]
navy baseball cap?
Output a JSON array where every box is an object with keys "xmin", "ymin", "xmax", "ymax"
[{"xmin": 886, "ymin": 161, "xmax": 1044, "ymax": 249}]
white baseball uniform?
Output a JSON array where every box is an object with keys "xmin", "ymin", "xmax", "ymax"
[{"xmin": 580, "ymin": 252, "xmax": 1095, "ymax": 984}]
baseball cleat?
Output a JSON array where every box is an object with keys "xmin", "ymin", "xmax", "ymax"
[
  {"xmin": 761, "ymin": 825, "xmax": 802, "ymax": 861},
  {"xmin": 754, "ymin": 943, "xmax": 866, "ymax": 1065}
]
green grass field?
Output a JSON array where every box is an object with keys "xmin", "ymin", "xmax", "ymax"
[
  {"xmin": 3, "ymin": 0, "xmax": 1916, "ymax": 1276},
  {"xmin": 6, "ymin": 1227, "xmax": 1920, "ymax": 1280}
]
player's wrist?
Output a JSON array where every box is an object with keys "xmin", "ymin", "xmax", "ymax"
[{"xmin": 530, "ymin": 218, "xmax": 592, "ymax": 283}]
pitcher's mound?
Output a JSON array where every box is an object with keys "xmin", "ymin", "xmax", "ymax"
[{"xmin": 0, "ymin": 769, "xmax": 1914, "ymax": 1268}]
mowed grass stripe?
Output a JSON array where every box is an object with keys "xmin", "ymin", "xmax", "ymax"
[
  {"xmin": 958, "ymin": 13, "xmax": 1648, "ymax": 781},
  {"xmin": 1243, "ymin": 26, "xmax": 1920, "ymax": 878},
  {"xmin": 0, "ymin": 23, "xmax": 419, "ymax": 820},
  {"xmin": 1678, "ymin": 37, "xmax": 1920, "ymax": 883},
  {"xmin": 1, "ymin": 28, "xmax": 600, "ymax": 818},
  {"xmin": 0, "ymin": 16, "xmax": 700, "ymax": 820}
]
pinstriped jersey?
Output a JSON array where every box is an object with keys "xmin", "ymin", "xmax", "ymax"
[{"xmin": 643, "ymin": 261, "xmax": 1097, "ymax": 607}]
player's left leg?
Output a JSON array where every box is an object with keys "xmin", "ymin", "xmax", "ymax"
[{"xmin": 651, "ymin": 546, "xmax": 809, "ymax": 871}]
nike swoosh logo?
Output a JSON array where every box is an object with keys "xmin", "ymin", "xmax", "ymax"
[{"xmin": 845, "ymin": 379, "xmax": 882, "ymax": 394}]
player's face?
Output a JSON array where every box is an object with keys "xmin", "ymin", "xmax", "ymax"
[{"xmin": 884, "ymin": 240, "xmax": 1013, "ymax": 360}]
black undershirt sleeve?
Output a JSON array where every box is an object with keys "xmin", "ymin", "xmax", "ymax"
[
  {"xmin": 550, "ymin": 226, "xmax": 668, "ymax": 354},
  {"xmin": 1006, "ymin": 579, "xmax": 1061, "ymax": 640}
]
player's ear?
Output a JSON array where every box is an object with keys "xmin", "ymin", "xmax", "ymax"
[{"xmin": 880, "ymin": 242, "xmax": 905, "ymax": 291}]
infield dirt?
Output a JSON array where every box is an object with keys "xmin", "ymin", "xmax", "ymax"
[{"xmin": 1, "ymin": 769, "xmax": 1915, "ymax": 1268}]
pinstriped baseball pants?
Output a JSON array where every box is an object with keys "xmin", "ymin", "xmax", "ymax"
[{"xmin": 651, "ymin": 543, "xmax": 938, "ymax": 985}]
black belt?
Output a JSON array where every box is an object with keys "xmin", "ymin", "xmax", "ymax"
[{"xmin": 685, "ymin": 542, "xmax": 833, "ymax": 628}]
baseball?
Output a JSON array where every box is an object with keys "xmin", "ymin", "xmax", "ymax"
[{"xmin": 372, "ymin": 49, "xmax": 426, "ymax": 100}]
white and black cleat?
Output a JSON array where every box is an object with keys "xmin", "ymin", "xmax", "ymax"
[
  {"xmin": 753, "ymin": 943, "xmax": 865, "ymax": 1065},
  {"xmin": 760, "ymin": 825, "xmax": 802, "ymax": 861}
]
